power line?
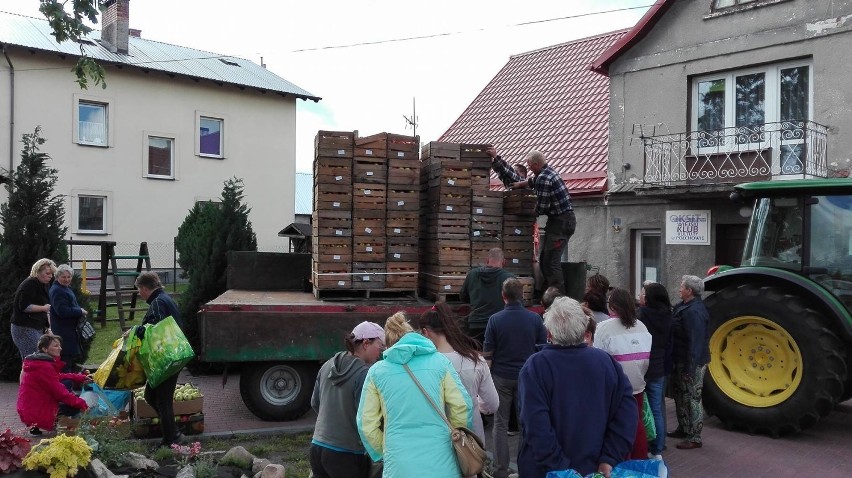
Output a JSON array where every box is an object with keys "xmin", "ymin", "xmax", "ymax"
[{"xmin": 290, "ymin": 4, "xmax": 653, "ymax": 53}]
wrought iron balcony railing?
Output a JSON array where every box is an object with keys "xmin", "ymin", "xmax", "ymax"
[{"xmin": 642, "ymin": 120, "xmax": 828, "ymax": 186}]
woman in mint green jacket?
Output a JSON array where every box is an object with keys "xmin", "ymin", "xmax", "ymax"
[{"xmin": 357, "ymin": 312, "xmax": 473, "ymax": 477}]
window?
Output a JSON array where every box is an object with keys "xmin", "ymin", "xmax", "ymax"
[
  {"xmin": 77, "ymin": 195, "xmax": 106, "ymax": 234},
  {"xmin": 196, "ymin": 112, "xmax": 226, "ymax": 158},
  {"xmin": 143, "ymin": 133, "xmax": 176, "ymax": 179},
  {"xmin": 633, "ymin": 230, "xmax": 661, "ymax": 297},
  {"xmin": 73, "ymin": 94, "xmax": 114, "ymax": 147},
  {"xmin": 692, "ymin": 62, "xmax": 811, "ymax": 149},
  {"xmin": 199, "ymin": 117, "xmax": 223, "ymax": 157},
  {"xmin": 715, "ymin": 0, "xmax": 757, "ymax": 7}
]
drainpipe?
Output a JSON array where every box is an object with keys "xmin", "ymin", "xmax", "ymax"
[{"xmin": 2, "ymin": 44, "xmax": 13, "ymax": 182}]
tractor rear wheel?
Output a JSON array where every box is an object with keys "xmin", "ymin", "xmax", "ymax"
[{"xmin": 704, "ymin": 284, "xmax": 847, "ymax": 436}]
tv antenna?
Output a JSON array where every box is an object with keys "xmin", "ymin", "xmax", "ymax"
[{"xmin": 403, "ymin": 98, "xmax": 418, "ymax": 138}]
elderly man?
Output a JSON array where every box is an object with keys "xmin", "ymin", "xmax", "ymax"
[
  {"xmin": 667, "ymin": 275, "xmax": 710, "ymax": 450},
  {"xmin": 518, "ymin": 297, "xmax": 636, "ymax": 478},
  {"xmin": 487, "ymin": 147, "xmax": 576, "ymax": 294}
]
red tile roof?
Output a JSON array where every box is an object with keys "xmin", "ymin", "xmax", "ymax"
[
  {"xmin": 590, "ymin": 0, "xmax": 673, "ymax": 75},
  {"xmin": 439, "ymin": 30, "xmax": 627, "ymax": 196}
]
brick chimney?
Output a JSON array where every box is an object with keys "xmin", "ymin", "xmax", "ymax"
[{"xmin": 101, "ymin": 0, "xmax": 130, "ymax": 54}]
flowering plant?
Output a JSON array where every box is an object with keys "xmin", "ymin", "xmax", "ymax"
[
  {"xmin": 22, "ymin": 434, "xmax": 92, "ymax": 478},
  {"xmin": 0, "ymin": 427, "xmax": 32, "ymax": 473},
  {"xmin": 171, "ymin": 441, "xmax": 202, "ymax": 467}
]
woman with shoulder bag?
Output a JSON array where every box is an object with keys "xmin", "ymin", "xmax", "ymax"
[
  {"xmin": 11, "ymin": 259, "xmax": 56, "ymax": 360},
  {"xmin": 49, "ymin": 264, "xmax": 89, "ymax": 372}
]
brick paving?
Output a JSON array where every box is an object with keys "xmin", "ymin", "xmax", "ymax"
[{"xmin": 3, "ymin": 371, "xmax": 852, "ymax": 476}]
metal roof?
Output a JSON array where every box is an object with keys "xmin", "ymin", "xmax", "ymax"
[
  {"xmin": 294, "ymin": 172, "xmax": 313, "ymax": 215},
  {"xmin": 0, "ymin": 11, "xmax": 320, "ymax": 101},
  {"xmin": 591, "ymin": 0, "xmax": 672, "ymax": 75},
  {"xmin": 439, "ymin": 30, "xmax": 627, "ymax": 196}
]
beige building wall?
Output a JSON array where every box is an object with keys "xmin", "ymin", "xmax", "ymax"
[{"xmin": 0, "ymin": 51, "xmax": 297, "ymax": 266}]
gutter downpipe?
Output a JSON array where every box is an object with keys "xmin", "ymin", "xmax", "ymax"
[{"xmin": 2, "ymin": 44, "xmax": 13, "ymax": 182}]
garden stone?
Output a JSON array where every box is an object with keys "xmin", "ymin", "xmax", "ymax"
[
  {"xmin": 222, "ymin": 446, "xmax": 255, "ymax": 468},
  {"xmin": 251, "ymin": 458, "xmax": 271, "ymax": 474},
  {"xmin": 123, "ymin": 452, "xmax": 159, "ymax": 470},
  {"xmin": 176, "ymin": 465, "xmax": 195, "ymax": 478},
  {"xmin": 261, "ymin": 464, "xmax": 286, "ymax": 478},
  {"xmin": 90, "ymin": 459, "xmax": 116, "ymax": 478}
]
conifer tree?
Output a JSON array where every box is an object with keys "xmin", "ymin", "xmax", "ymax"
[
  {"xmin": 0, "ymin": 127, "xmax": 69, "ymax": 380},
  {"xmin": 175, "ymin": 177, "xmax": 257, "ymax": 357}
]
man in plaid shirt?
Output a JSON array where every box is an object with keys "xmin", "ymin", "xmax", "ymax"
[{"xmin": 488, "ymin": 147, "xmax": 577, "ymax": 294}]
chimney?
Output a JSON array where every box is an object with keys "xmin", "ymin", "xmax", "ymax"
[
  {"xmin": 101, "ymin": 0, "xmax": 130, "ymax": 54},
  {"xmin": 129, "ymin": 28, "xmax": 141, "ymax": 38}
]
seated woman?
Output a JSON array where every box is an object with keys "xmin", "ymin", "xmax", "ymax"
[{"xmin": 17, "ymin": 335, "xmax": 89, "ymax": 435}]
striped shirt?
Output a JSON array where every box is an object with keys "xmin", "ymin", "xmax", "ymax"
[{"xmin": 594, "ymin": 318, "xmax": 652, "ymax": 394}]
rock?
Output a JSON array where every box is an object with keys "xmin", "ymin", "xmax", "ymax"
[
  {"xmin": 221, "ymin": 446, "xmax": 255, "ymax": 469},
  {"xmin": 176, "ymin": 465, "xmax": 196, "ymax": 478},
  {"xmin": 251, "ymin": 458, "xmax": 272, "ymax": 474},
  {"xmin": 261, "ymin": 464, "xmax": 286, "ymax": 478},
  {"xmin": 90, "ymin": 458, "xmax": 116, "ymax": 478},
  {"xmin": 123, "ymin": 452, "xmax": 159, "ymax": 470}
]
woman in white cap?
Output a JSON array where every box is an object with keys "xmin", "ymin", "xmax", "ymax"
[{"xmin": 310, "ymin": 321, "xmax": 385, "ymax": 478}]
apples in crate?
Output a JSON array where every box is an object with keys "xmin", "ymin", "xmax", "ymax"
[{"xmin": 132, "ymin": 383, "xmax": 204, "ymax": 419}]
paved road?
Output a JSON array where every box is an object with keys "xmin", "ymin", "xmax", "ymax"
[{"xmin": 3, "ymin": 371, "xmax": 852, "ymax": 477}]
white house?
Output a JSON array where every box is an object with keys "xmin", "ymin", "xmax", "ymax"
[{"xmin": 0, "ymin": 0, "xmax": 320, "ymax": 267}]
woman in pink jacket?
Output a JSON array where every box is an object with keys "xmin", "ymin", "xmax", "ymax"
[{"xmin": 17, "ymin": 334, "xmax": 89, "ymax": 435}]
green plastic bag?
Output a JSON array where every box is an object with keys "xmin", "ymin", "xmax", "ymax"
[
  {"xmin": 93, "ymin": 326, "xmax": 146, "ymax": 389},
  {"xmin": 138, "ymin": 316, "xmax": 195, "ymax": 387},
  {"xmin": 642, "ymin": 392, "xmax": 656, "ymax": 441}
]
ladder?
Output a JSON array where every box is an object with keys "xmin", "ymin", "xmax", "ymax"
[{"xmin": 108, "ymin": 242, "xmax": 152, "ymax": 329}]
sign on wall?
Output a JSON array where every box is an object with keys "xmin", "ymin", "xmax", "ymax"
[{"xmin": 666, "ymin": 210, "xmax": 711, "ymax": 245}]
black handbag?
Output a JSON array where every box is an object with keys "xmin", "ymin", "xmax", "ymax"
[{"xmin": 78, "ymin": 317, "xmax": 96, "ymax": 343}]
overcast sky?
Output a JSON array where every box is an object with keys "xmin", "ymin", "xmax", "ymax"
[{"xmin": 1, "ymin": 0, "xmax": 651, "ymax": 173}]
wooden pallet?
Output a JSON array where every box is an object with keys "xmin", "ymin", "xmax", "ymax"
[{"xmin": 313, "ymin": 287, "xmax": 418, "ymax": 301}]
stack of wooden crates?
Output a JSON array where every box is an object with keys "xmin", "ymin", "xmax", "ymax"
[{"xmin": 312, "ymin": 131, "xmax": 420, "ymax": 297}]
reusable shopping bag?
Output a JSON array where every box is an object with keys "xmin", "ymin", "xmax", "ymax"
[
  {"xmin": 138, "ymin": 316, "xmax": 195, "ymax": 388},
  {"xmin": 92, "ymin": 327, "xmax": 146, "ymax": 389},
  {"xmin": 642, "ymin": 393, "xmax": 657, "ymax": 441}
]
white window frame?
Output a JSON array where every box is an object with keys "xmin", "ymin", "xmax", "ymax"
[
  {"xmin": 634, "ymin": 230, "xmax": 662, "ymax": 298},
  {"xmin": 71, "ymin": 190, "xmax": 112, "ymax": 235},
  {"xmin": 691, "ymin": 60, "xmax": 813, "ymax": 154},
  {"xmin": 195, "ymin": 111, "xmax": 227, "ymax": 159},
  {"xmin": 143, "ymin": 131, "xmax": 177, "ymax": 180},
  {"xmin": 72, "ymin": 94, "xmax": 114, "ymax": 147}
]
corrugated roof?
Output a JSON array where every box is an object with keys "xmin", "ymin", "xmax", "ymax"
[
  {"xmin": 0, "ymin": 11, "xmax": 320, "ymax": 101},
  {"xmin": 294, "ymin": 172, "xmax": 313, "ymax": 215},
  {"xmin": 439, "ymin": 30, "xmax": 626, "ymax": 196}
]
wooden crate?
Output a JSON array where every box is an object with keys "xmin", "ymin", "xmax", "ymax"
[
  {"xmin": 504, "ymin": 216, "xmax": 534, "ymax": 239},
  {"xmin": 387, "ymin": 158, "xmax": 420, "ymax": 186},
  {"xmin": 352, "ymin": 262, "xmax": 386, "ymax": 289},
  {"xmin": 424, "ymin": 186, "xmax": 472, "ymax": 211},
  {"xmin": 354, "ymin": 217, "xmax": 386, "ymax": 237},
  {"xmin": 315, "ymin": 130, "xmax": 354, "ymax": 158},
  {"xmin": 313, "ymin": 209, "xmax": 352, "ymax": 228},
  {"xmin": 387, "ymin": 236, "xmax": 418, "ymax": 262},
  {"xmin": 386, "ymin": 188, "xmax": 419, "ymax": 212},
  {"xmin": 386, "ymin": 262, "xmax": 418, "ymax": 289},
  {"xmin": 419, "ymin": 271, "xmax": 467, "ymax": 297},
  {"xmin": 472, "ymin": 190, "xmax": 504, "ymax": 216},
  {"xmin": 460, "ymin": 143, "xmax": 492, "ymax": 169},
  {"xmin": 355, "ymin": 132, "xmax": 388, "ymax": 158},
  {"xmin": 387, "ymin": 133, "xmax": 419, "ymax": 160},
  {"xmin": 519, "ymin": 276, "xmax": 536, "ymax": 306},
  {"xmin": 420, "ymin": 240, "xmax": 470, "ymax": 266},
  {"xmin": 470, "ymin": 218, "xmax": 502, "ymax": 240},
  {"xmin": 424, "ymin": 213, "xmax": 471, "ymax": 239},
  {"xmin": 315, "ymin": 183, "xmax": 353, "ymax": 210},
  {"xmin": 386, "ymin": 211, "xmax": 419, "ymax": 237},
  {"xmin": 353, "ymin": 238, "xmax": 386, "ymax": 262},
  {"xmin": 313, "ymin": 224, "xmax": 352, "ymax": 238},
  {"xmin": 503, "ymin": 189, "xmax": 537, "ymax": 216},
  {"xmin": 312, "ymin": 268, "xmax": 352, "ymax": 289},
  {"xmin": 353, "ymin": 183, "xmax": 387, "ymax": 209},
  {"xmin": 354, "ymin": 160, "xmax": 387, "ymax": 184},
  {"xmin": 421, "ymin": 142, "xmax": 460, "ymax": 161},
  {"xmin": 313, "ymin": 257, "xmax": 350, "ymax": 273},
  {"xmin": 314, "ymin": 156, "xmax": 353, "ymax": 185},
  {"xmin": 424, "ymin": 160, "xmax": 472, "ymax": 183}
]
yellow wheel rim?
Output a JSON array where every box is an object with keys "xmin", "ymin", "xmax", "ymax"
[{"xmin": 709, "ymin": 316, "xmax": 802, "ymax": 407}]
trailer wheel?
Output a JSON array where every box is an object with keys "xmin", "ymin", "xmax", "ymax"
[
  {"xmin": 704, "ymin": 284, "xmax": 847, "ymax": 436},
  {"xmin": 239, "ymin": 362, "xmax": 316, "ymax": 421}
]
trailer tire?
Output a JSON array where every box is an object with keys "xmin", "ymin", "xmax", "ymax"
[
  {"xmin": 704, "ymin": 284, "xmax": 847, "ymax": 436},
  {"xmin": 239, "ymin": 362, "xmax": 316, "ymax": 421}
]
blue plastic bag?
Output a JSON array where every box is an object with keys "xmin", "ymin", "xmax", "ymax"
[
  {"xmin": 80, "ymin": 383, "xmax": 131, "ymax": 417},
  {"xmin": 613, "ymin": 460, "xmax": 668, "ymax": 478}
]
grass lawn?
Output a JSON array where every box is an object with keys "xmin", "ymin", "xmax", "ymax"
[{"xmin": 85, "ymin": 283, "xmax": 188, "ymax": 365}]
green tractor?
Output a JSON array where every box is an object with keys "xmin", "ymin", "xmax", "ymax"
[{"xmin": 704, "ymin": 178, "xmax": 852, "ymax": 436}]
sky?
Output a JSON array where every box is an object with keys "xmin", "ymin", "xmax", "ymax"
[{"xmin": 1, "ymin": 0, "xmax": 652, "ymax": 173}]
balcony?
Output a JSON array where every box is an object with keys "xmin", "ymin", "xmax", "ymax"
[{"xmin": 642, "ymin": 120, "xmax": 828, "ymax": 186}]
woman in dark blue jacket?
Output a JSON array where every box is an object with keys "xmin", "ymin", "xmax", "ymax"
[
  {"xmin": 49, "ymin": 264, "xmax": 88, "ymax": 372},
  {"xmin": 637, "ymin": 282, "xmax": 673, "ymax": 458}
]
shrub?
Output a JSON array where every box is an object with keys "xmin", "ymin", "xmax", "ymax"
[
  {"xmin": 0, "ymin": 427, "xmax": 31, "ymax": 473},
  {"xmin": 22, "ymin": 434, "xmax": 91, "ymax": 478},
  {"xmin": 77, "ymin": 416, "xmax": 143, "ymax": 467}
]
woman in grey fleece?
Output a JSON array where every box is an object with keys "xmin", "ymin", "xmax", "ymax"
[{"xmin": 310, "ymin": 321, "xmax": 385, "ymax": 478}]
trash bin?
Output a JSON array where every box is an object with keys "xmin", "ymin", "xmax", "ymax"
[{"xmin": 561, "ymin": 262, "xmax": 587, "ymax": 301}]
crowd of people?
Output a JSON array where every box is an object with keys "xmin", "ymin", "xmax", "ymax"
[
  {"xmin": 307, "ymin": 253, "xmax": 710, "ymax": 478},
  {"xmin": 11, "ymin": 260, "xmax": 184, "ymax": 447}
]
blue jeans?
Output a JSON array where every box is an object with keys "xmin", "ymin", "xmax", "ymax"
[
  {"xmin": 492, "ymin": 374, "xmax": 518, "ymax": 478},
  {"xmin": 645, "ymin": 376, "xmax": 666, "ymax": 454}
]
